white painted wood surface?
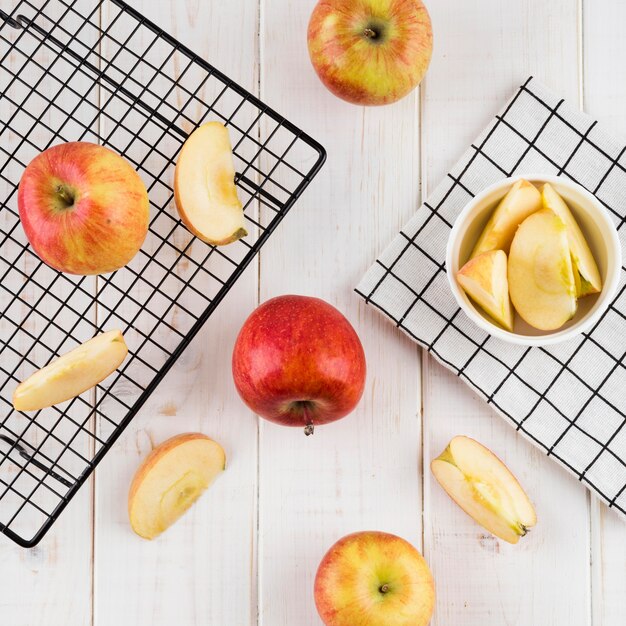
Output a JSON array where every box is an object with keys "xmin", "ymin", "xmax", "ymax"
[{"xmin": 1, "ymin": 1, "xmax": 625, "ymax": 625}]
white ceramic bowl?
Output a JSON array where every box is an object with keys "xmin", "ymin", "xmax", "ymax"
[{"xmin": 446, "ymin": 174, "xmax": 622, "ymax": 346}]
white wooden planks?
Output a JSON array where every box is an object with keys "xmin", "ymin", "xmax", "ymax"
[
  {"xmin": 584, "ymin": 3, "xmax": 626, "ymax": 624},
  {"xmin": 92, "ymin": 2, "xmax": 259, "ymax": 625},
  {"xmin": 0, "ymin": 1, "xmax": 625, "ymax": 625},
  {"xmin": 421, "ymin": 1, "xmax": 591, "ymax": 625}
]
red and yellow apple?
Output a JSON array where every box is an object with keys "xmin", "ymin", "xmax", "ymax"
[
  {"xmin": 18, "ymin": 142, "xmax": 149, "ymax": 275},
  {"xmin": 314, "ymin": 531, "xmax": 435, "ymax": 626},
  {"xmin": 307, "ymin": 0, "xmax": 433, "ymax": 106},
  {"xmin": 232, "ymin": 295, "xmax": 366, "ymax": 435},
  {"xmin": 128, "ymin": 433, "xmax": 226, "ymax": 540}
]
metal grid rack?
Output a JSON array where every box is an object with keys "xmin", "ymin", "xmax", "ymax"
[{"xmin": 0, "ymin": 0, "xmax": 325, "ymax": 547}]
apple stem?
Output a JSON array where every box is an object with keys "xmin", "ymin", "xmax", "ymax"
[
  {"xmin": 56, "ymin": 184, "xmax": 74, "ymax": 208},
  {"xmin": 363, "ymin": 27, "xmax": 378, "ymax": 39},
  {"xmin": 304, "ymin": 423, "xmax": 314, "ymax": 436},
  {"xmin": 379, "ymin": 584, "xmax": 390, "ymax": 594}
]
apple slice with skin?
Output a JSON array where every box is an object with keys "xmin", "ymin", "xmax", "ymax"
[
  {"xmin": 457, "ymin": 249, "xmax": 514, "ymax": 331},
  {"xmin": 128, "ymin": 433, "xmax": 225, "ymax": 540},
  {"xmin": 13, "ymin": 329, "xmax": 127, "ymax": 411},
  {"xmin": 431, "ymin": 436, "xmax": 537, "ymax": 544},
  {"xmin": 471, "ymin": 179, "xmax": 542, "ymax": 258},
  {"xmin": 542, "ymin": 183, "xmax": 602, "ymax": 296},
  {"xmin": 174, "ymin": 122, "xmax": 247, "ymax": 246},
  {"xmin": 508, "ymin": 209, "xmax": 578, "ymax": 331}
]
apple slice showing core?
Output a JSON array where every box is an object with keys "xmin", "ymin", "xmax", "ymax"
[
  {"xmin": 541, "ymin": 183, "xmax": 602, "ymax": 296},
  {"xmin": 457, "ymin": 249, "xmax": 514, "ymax": 331},
  {"xmin": 508, "ymin": 209, "xmax": 578, "ymax": 331},
  {"xmin": 471, "ymin": 179, "xmax": 542, "ymax": 258},
  {"xmin": 128, "ymin": 433, "xmax": 225, "ymax": 540},
  {"xmin": 13, "ymin": 329, "xmax": 127, "ymax": 411},
  {"xmin": 174, "ymin": 121, "xmax": 247, "ymax": 246},
  {"xmin": 431, "ymin": 436, "xmax": 537, "ymax": 544}
]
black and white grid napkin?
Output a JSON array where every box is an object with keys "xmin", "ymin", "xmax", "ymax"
[{"xmin": 356, "ymin": 77, "xmax": 626, "ymax": 516}]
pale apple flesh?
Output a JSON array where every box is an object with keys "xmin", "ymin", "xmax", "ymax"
[
  {"xmin": 174, "ymin": 122, "xmax": 247, "ymax": 246},
  {"xmin": 508, "ymin": 209, "xmax": 578, "ymax": 331},
  {"xmin": 541, "ymin": 183, "xmax": 602, "ymax": 296},
  {"xmin": 13, "ymin": 329, "xmax": 128, "ymax": 412},
  {"xmin": 471, "ymin": 179, "xmax": 542, "ymax": 258},
  {"xmin": 307, "ymin": 0, "xmax": 433, "ymax": 106},
  {"xmin": 314, "ymin": 531, "xmax": 435, "ymax": 626},
  {"xmin": 431, "ymin": 436, "xmax": 537, "ymax": 544},
  {"xmin": 457, "ymin": 249, "xmax": 514, "ymax": 331},
  {"xmin": 18, "ymin": 142, "xmax": 149, "ymax": 275},
  {"xmin": 128, "ymin": 433, "xmax": 225, "ymax": 540}
]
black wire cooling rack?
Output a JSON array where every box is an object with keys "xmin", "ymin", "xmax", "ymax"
[{"xmin": 0, "ymin": 0, "xmax": 325, "ymax": 547}]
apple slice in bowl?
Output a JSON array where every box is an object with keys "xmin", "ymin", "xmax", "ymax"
[{"xmin": 13, "ymin": 329, "xmax": 128, "ymax": 412}]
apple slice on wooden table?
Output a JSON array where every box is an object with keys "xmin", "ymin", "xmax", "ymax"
[
  {"xmin": 508, "ymin": 209, "xmax": 578, "ymax": 331},
  {"xmin": 457, "ymin": 249, "xmax": 514, "ymax": 331},
  {"xmin": 128, "ymin": 433, "xmax": 225, "ymax": 540},
  {"xmin": 471, "ymin": 179, "xmax": 542, "ymax": 258},
  {"xmin": 542, "ymin": 182, "xmax": 602, "ymax": 296},
  {"xmin": 431, "ymin": 436, "xmax": 537, "ymax": 544},
  {"xmin": 13, "ymin": 329, "xmax": 128, "ymax": 411},
  {"xmin": 174, "ymin": 121, "xmax": 247, "ymax": 246}
]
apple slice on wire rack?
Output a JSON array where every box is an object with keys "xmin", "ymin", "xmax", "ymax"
[
  {"xmin": 431, "ymin": 436, "xmax": 537, "ymax": 544},
  {"xmin": 174, "ymin": 122, "xmax": 247, "ymax": 246},
  {"xmin": 128, "ymin": 433, "xmax": 226, "ymax": 540},
  {"xmin": 13, "ymin": 329, "xmax": 128, "ymax": 412}
]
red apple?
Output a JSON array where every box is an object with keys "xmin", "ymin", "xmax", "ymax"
[
  {"xmin": 314, "ymin": 531, "xmax": 435, "ymax": 626},
  {"xmin": 232, "ymin": 295, "xmax": 366, "ymax": 435},
  {"xmin": 18, "ymin": 142, "xmax": 149, "ymax": 275},
  {"xmin": 307, "ymin": 0, "xmax": 433, "ymax": 106}
]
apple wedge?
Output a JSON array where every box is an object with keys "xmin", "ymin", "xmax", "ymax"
[
  {"xmin": 471, "ymin": 179, "xmax": 542, "ymax": 258},
  {"xmin": 174, "ymin": 121, "xmax": 247, "ymax": 246},
  {"xmin": 457, "ymin": 250, "xmax": 514, "ymax": 331},
  {"xmin": 13, "ymin": 329, "xmax": 127, "ymax": 412},
  {"xmin": 542, "ymin": 183, "xmax": 602, "ymax": 296},
  {"xmin": 128, "ymin": 433, "xmax": 225, "ymax": 540},
  {"xmin": 431, "ymin": 436, "xmax": 537, "ymax": 544},
  {"xmin": 508, "ymin": 209, "xmax": 578, "ymax": 331}
]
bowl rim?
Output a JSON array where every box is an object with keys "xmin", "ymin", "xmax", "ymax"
[{"xmin": 446, "ymin": 173, "xmax": 622, "ymax": 346}]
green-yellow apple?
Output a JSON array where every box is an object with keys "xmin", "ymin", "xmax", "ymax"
[
  {"xmin": 314, "ymin": 531, "xmax": 435, "ymax": 626},
  {"xmin": 174, "ymin": 122, "xmax": 247, "ymax": 246},
  {"xmin": 457, "ymin": 249, "xmax": 514, "ymax": 331},
  {"xmin": 431, "ymin": 436, "xmax": 537, "ymax": 544},
  {"xmin": 128, "ymin": 433, "xmax": 225, "ymax": 540},
  {"xmin": 18, "ymin": 142, "xmax": 149, "ymax": 275},
  {"xmin": 232, "ymin": 295, "xmax": 366, "ymax": 435},
  {"xmin": 307, "ymin": 0, "xmax": 433, "ymax": 106},
  {"xmin": 508, "ymin": 209, "xmax": 577, "ymax": 331},
  {"xmin": 541, "ymin": 183, "xmax": 601, "ymax": 296},
  {"xmin": 13, "ymin": 329, "xmax": 127, "ymax": 412},
  {"xmin": 471, "ymin": 179, "xmax": 542, "ymax": 258}
]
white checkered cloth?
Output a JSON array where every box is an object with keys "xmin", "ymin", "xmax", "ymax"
[{"xmin": 356, "ymin": 77, "xmax": 626, "ymax": 516}]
